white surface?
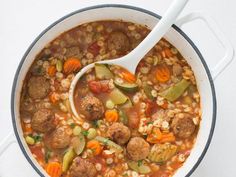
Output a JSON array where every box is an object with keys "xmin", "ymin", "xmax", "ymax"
[{"xmin": 0, "ymin": 0, "xmax": 235, "ymax": 177}]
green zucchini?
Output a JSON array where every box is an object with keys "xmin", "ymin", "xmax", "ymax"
[
  {"xmin": 120, "ymin": 98, "xmax": 133, "ymax": 109},
  {"xmin": 159, "ymin": 79, "xmax": 190, "ymax": 102},
  {"xmin": 95, "ymin": 63, "xmax": 113, "ymax": 79},
  {"xmin": 128, "ymin": 161, "xmax": 151, "ymax": 174},
  {"xmin": 114, "ymin": 79, "xmax": 138, "ymax": 93},
  {"xmin": 118, "ymin": 109, "xmax": 128, "ymax": 125},
  {"xmin": 71, "ymin": 133, "xmax": 85, "ymax": 155},
  {"xmin": 62, "ymin": 148, "xmax": 76, "ymax": 172},
  {"xmin": 95, "ymin": 136, "xmax": 123, "ymax": 152},
  {"xmin": 143, "ymin": 83, "xmax": 154, "ymax": 100},
  {"xmin": 109, "ymin": 88, "xmax": 128, "ymax": 105}
]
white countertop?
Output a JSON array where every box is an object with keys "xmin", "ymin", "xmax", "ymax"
[{"xmin": 1, "ymin": 0, "xmax": 236, "ymax": 176}]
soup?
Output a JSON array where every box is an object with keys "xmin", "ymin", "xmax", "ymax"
[{"xmin": 20, "ymin": 21, "xmax": 201, "ymax": 177}]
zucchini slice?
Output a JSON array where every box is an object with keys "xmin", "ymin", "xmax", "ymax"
[
  {"xmin": 159, "ymin": 79, "xmax": 190, "ymax": 102},
  {"xmin": 143, "ymin": 83, "xmax": 154, "ymax": 100},
  {"xmin": 114, "ymin": 79, "xmax": 138, "ymax": 93},
  {"xmin": 128, "ymin": 161, "xmax": 151, "ymax": 174},
  {"xmin": 95, "ymin": 63, "xmax": 113, "ymax": 79},
  {"xmin": 109, "ymin": 88, "xmax": 128, "ymax": 105}
]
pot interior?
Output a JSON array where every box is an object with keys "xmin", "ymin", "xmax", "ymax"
[{"xmin": 13, "ymin": 5, "xmax": 215, "ymax": 177}]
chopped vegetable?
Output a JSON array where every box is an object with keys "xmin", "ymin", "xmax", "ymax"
[
  {"xmin": 109, "ymin": 88, "xmax": 128, "ymax": 105},
  {"xmin": 25, "ymin": 136, "xmax": 35, "ymax": 145},
  {"xmin": 71, "ymin": 134, "xmax": 85, "ymax": 155},
  {"xmin": 143, "ymin": 83, "xmax": 154, "ymax": 100},
  {"xmin": 87, "ymin": 128, "xmax": 97, "ymax": 139},
  {"xmin": 105, "ymin": 109, "xmax": 119, "ymax": 122},
  {"xmin": 118, "ymin": 109, "xmax": 128, "ymax": 125},
  {"xmin": 63, "ymin": 57, "xmax": 81, "ymax": 74},
  {"xmin": 120, "ymin": 98, "xmax": 133, "ymax": 109},
  {"xmin": 47, "ymin": 65, "xmax": 56, "ymax": 77},
  {"xmin": 120, "ymin": 69, "xmax": 136, "ymax": 83},
  {"xmin": 114, "ymin": 79, "xmax": 138, "ymax": 93},
  {"xmin": 95, "ymin": 64, "xmax": 113, "ymax": 79},
  {"xmin": 155, "ymin": 65, "xmax": 171, "ymax": 83},
  {"xmin": 147, "ymin": 128, "xmax": 162, "ymax": 144},
  {"xmin": 46, "ymin": 162, "xmax": 62, "ymax": 177},
  {"xmin": 95, "ymin": 136, "xmax": 123, "ymax": 152},
  {"xmin": 147, "ymin": 128, "xmax": 175, "ymax": 143},
  {"xmin": 87, "ymin": 140, "xmax": 102, "ymax": 155},
  {"xmin": 72, "ymin": 126, "xmax": 82, "ymax": 136},
  {"xmin": 163, "ymin": 48, "xmax": 173, "ymax": 58},
  {"xmin": 148, "ymin": 143, "xmax": 178, "ymax": 163},
  {"xmin": 159, "ymin": 79, "xmax": 190, "ymax": 102},
  {"xmin": 49, "ymin": 92, "xmax": 58, "ymax": 104},
  {"xmin": 56, "ymin": 60, "xmax": 63, "ymax": 72},
  {"xmin": 128, "ymin": 161, "xmax": 151, "ymax": 174},
  {"xmin": 106, "ymin": 99, "xmax": 115, "ymax": 109},
  {"xmin": 62, "ymin": 148, "xmax": 76, "ymax": 172},
  {"xmin": 44, "ymin": 149, "xmax": 51, "ymax": 163},
  {"xmin": 89, "ymin": 80, "xmax": 110, "ymax": 94}
]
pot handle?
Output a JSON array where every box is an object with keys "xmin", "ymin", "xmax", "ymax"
[
  {"xmin": 0, "ymin": 132, "xmax": 16, "ymax": 156},
  {"xmin": 176, "ymin": 12, "xmax": 234, "ymax": 80}
]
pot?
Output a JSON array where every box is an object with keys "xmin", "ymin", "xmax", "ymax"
[{"xmin": 0, "ymin": 4, "xmax": 234, "ymax": 177}]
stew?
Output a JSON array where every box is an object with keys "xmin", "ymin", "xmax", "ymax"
[{"xmin": 20, "ymin": 21, "xmax": 201, "ymax": 177}]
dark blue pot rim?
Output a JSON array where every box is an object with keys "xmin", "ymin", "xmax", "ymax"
[{"xmin": 11, "ymin": 4, "xmax": 216, "ymax": 177}]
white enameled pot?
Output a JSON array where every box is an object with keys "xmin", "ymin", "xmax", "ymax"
[{"xmin": 0, "ymin": 4, "xmax": 234, "ymax": 177}]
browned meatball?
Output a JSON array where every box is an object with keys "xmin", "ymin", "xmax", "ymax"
[
  {"xmin": 171, "ymin": 113, "xmax": 196, "ymax": 138},
  {"xmin": 127, "ymin": 137, "xmax": 150, "ymax": 161},
  {"xmin": 80, "ymin": 95, "xmax": 104, "ymax": 121},
  {"xmin": 50, "ymin": 127, "xmax": 71, "ymax": 149},
  {"xmin": 107, "ymin": 31, "xmax": 130, "ymax": 53},
  {"xmin": 27, "ymin": 76, "xmax": 50, "ymax": 99},
  {"xmin": 70, "ymin": 157, "xmax": 97, "ymax": 177},
  {"xmin": 31, "ymin": 109, "xmax": 55, "ymax": 133},
  {"xmin": 107, "ymin": 122, "xmax": 131, "ymax": 145}
]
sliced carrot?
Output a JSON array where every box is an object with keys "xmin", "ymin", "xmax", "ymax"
[
  {"xmin": 155, "ymin": 65, "xmax": 171, "ymax": 83},
  {"xmin": 49, "ymin": 92, "xmax": 59, "ymax": 104},
  {"xmin": 48, "ymin": 65, "xmax": 57, "ymax": 77},
  {"xmin": 24, "ymin": 124, "xmax": 33, "ymax": 134},
  {"xmin": 46, "ymin": 162, "xmax": 62, "ymax": 177},
  {"xmin": 87, "ymin": 140, "xmax": 102, "ymax": 155},
  {"xmin": 63, "ymin": 57, "xmax": 82, "ymax": 74},
  {"xmin": 160, "ymin": 132, "xmax": 176, "ymax": 143},
  {"xmin": 160, "ymin": 100, "xmax": 168, "ymax": 109},
  {"xmin": 147, "ymin": 128, "xmax": 162, "ymax": 144},
  {"xmin": 105, "ymin": 109, "xmax": 119, "ymax": 122},
  {"xmin": 120, "ymin": 70, "xmax": 136, "ymax": 83},
  {"xmin": 162, "ymin": 48, "xmax": 173, "ymax": 58}
]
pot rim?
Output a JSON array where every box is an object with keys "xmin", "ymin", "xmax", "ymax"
[{"xmin": 11, "ymin": 4, "xmax": 217, "ymax": 177}]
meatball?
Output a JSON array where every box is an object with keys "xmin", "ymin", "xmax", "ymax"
[
  {"xmin": 31, "ymin": 109, "xmax": 55, "ymax": 133},
  {"xmin": 80, "ymin": 95, "xmax": 104, "ymax": 121},
  {"xmin": 107, "ymin": 122, "xmax": 131, "ymax": 145},
  {"xmin": 107, "ymin": 31, "xmax": 130, "ymax": 53},
  {"xmin": 27, "ymin": 76, "xmax": 50, "ymax": 99},
  {"xmin": 50, "ymin": 127, "xmax": 71, "ymax": 149},
  {"xmin": 70, "ymin": 157, "xmax": 97, "ymax": 177},
  {"xmin": 127, "ymin": 137, "xmax": 150, "ymax": 161},
  {"xmin": 171, "ymin": 113, "xmax": 196, "ymax": 138}
]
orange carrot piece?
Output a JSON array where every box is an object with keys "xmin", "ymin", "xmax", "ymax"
[
  {"xmin": 147, "ymin": 128, "xmax": 162, "ymax": 144},
  {"xmin": 160, "ymin": 132, "xmax": 176, "ymax": 143},
  {"xmin": 63, "ymin": 57, "xmax": 82, "ymax": 74},
  {"xmin": 155, "ymin": 65, "xmax": 171, "ymax": 83},
  {"xmin": 87, "ymin": 140, "xmax": 102, "ymax": 155},
  {"xmin": 49, "ymin": 92, "xmax": 58, "ymax": 104},
  {"xmin": 46, "ymin": 162, "xmax": 62, "ymax": 177},
  {"xmin": 105, "ymin": 109, "xmax": 119, "ymax": 122},
  {"xmin": 48, "ymin": 65, "xmax": 57, "ymax": 77},
  {"xmin": 121, "ymin": 70, "xmax": 136, "ymax": 83},
  {"xmin": 163, "ymin": 48, "xmax": 173, "ymax": 58}
]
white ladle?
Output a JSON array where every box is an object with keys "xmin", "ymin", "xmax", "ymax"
[{"xmin": 69, "ymin": 0, "xmax": 189, "ymax": 117}]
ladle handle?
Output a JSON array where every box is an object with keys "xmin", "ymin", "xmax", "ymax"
[{"xmin": 122, "ymin": 0, "xmax": 189, "ymax": 73}]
